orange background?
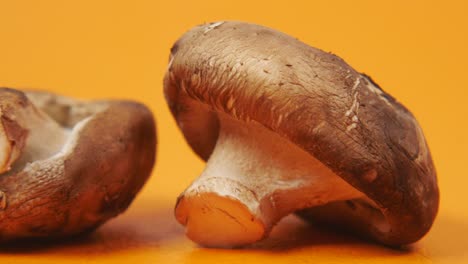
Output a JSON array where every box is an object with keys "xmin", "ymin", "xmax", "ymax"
[{"xmin": 0, "ymin": 0, "xmax": 467, "ymax": 263}]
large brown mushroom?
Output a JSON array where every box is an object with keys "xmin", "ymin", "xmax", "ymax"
[
  {"xmin": 0, "ymin": 88, "xmax": 156, "ymax": 241},
  {"xmin": 164, "ymin": 21, "xmax": 439, "ymax": 248}
]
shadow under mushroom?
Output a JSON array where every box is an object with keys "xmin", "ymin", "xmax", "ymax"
[{"xmin": 0, "ymin": 205, "xmax": 183, "ymax": 255}]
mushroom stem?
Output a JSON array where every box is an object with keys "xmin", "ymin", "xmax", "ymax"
[
  {"xmin": 0, "ymin": 91, "xmax": 68, "ymax": 174},
  {"xmin": 175, "ymin": 113, "xmax": 365, "ymax": 248}
]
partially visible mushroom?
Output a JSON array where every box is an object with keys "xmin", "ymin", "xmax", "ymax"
[
  {"xmin": 164, "ymin": 21, "xmax": 439, "ymax": 248},
  {"xmin": 0, "ymin": 88, "xmax": 156, "ymax": 241}
]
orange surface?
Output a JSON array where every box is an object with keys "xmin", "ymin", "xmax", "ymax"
[{"xmin": 0, "ymin": 0, "xmax": 467, "ymax": 263}]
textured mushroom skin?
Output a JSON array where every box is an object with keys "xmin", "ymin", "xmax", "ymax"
[
  {"xmin": 164, "ymin": 21, "xmax": 438, "ymax": 246},
  {"xmin": 0, "ymin": 88, "xmax": 156, "ymax": 241}
]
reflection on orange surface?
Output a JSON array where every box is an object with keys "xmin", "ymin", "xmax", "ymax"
[
  {"xmin": 2, "ymin": 199, "xmax": 468, "ymax": 263},
  {"xmin": 0, "ymin": 0, "xmax": 467, "ymax": 263}
]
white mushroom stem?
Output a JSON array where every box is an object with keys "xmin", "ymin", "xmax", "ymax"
[
  {"xmin": 0, "ymin": 101, "xmax": 69, "ymax": 174},
  {"xmin": 0, "ymin": 123, "xmax": 18, "ymax": 173},
  {"xmin": 175, "ymin": 113, "xmax": 366, "ymax": 248}
]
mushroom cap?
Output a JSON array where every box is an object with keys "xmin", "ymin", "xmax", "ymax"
[
  {"xmin": 164, "ymin": 21, "xmax": 439, "ymax": 246},
  {"xmin": 0, "ymin": 88, "xmax": 156, "ymax": 241}
]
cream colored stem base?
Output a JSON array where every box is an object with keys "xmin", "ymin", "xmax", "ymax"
[{"xmin": 176, "ymin": 113, "xmax": 365, "ymax": 248}]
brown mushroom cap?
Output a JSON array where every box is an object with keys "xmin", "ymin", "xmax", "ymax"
[
  {"xmin": 0, "ymin": 88, "xmax": 156, "ymax": 241},
  {"xmin": 164, "ymin": 21, "xmax": 438, "ymax": 246}
]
